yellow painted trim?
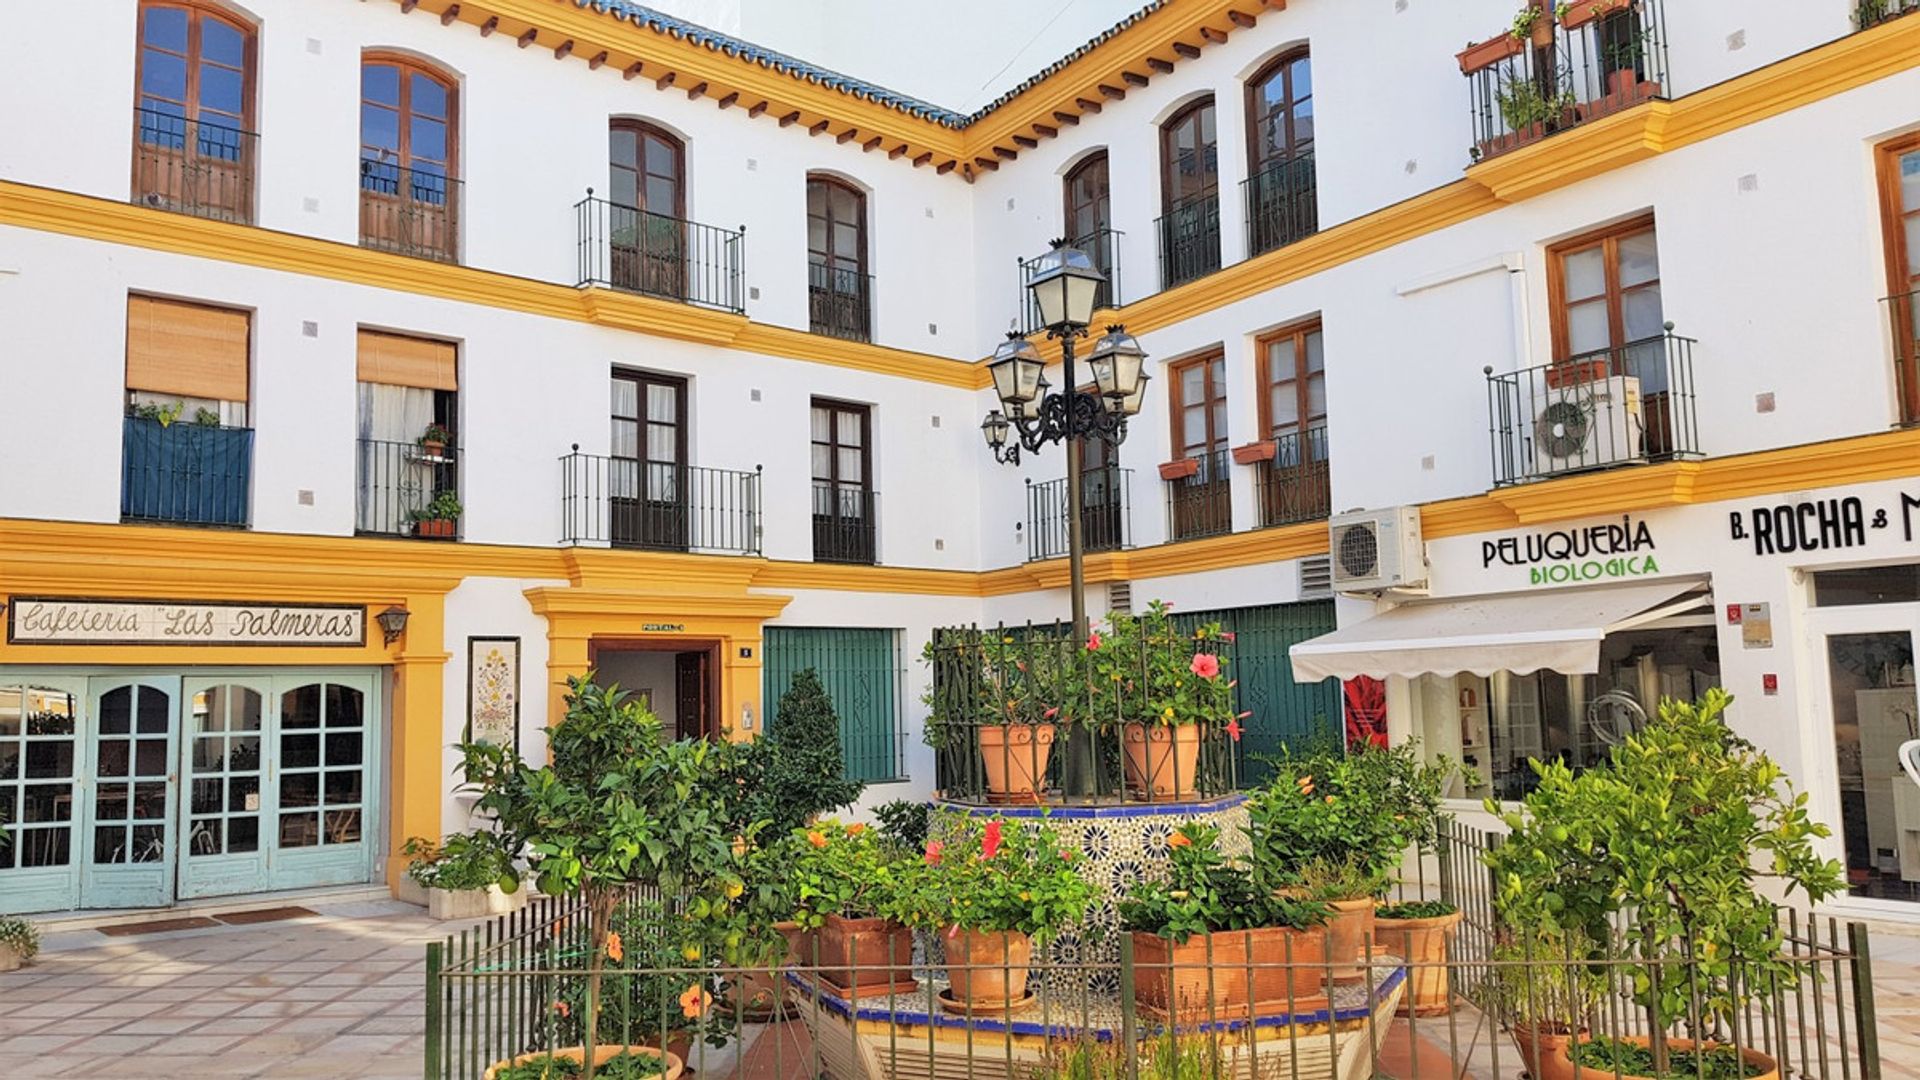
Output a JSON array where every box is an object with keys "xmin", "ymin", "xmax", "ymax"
[
  {"xmin": 0, "ymin": 181, "xmax": 984, "ymax": 390},
  {"xmin": 1465, "ymin": 102, "xmax": 1672, "ymax": 203}
]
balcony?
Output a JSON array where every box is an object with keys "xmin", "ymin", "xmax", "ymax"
[
  {"xmin": 1017, "ymin": 228, "xmax": 1123, "ymax": 335},
  {"xmin": 559, "ymin": 449, "xmax": 761, "ymax": 555},
  {"xmin": 1486, "ymin": 331, "xmax": 1699, "ymax": 486},
  {"xmin": 356, "ymin": 438, "xmax": 459, "ymax": 539},
  {"xmin": 1241, "ymin": 153, "xmax": 1318, "ymax": 258},
  {"xmin": 1026, "ymin": 466, "xmax": 1133, "ymax": 562},
  {"xmin": 574, "ymin": 193, "xmax": 745, "ymax": 314},
  {"xmin": 131, "ymin": 107, "xmax": 255, "ymax": 225},
  {"xmin": 808, "ymin": 259, "xmax": 873, "ymax": 343},
  {"xmin": 812, "ymin": 482, "xmax": 877, "ymax": 565},
  {"xmin": 1163, "ymin": 448, "xmax": 1232, "ymax": 542},
  {"xmin": 1461, "ymin": 0, "xmax": 1669, "ymax": 162},
  {"xmin": 1883, "ymin": 291, "xmax": 1920, "ymax": 425},
  {"xmin": 359, "ymin": 157, "xmax": 460, "ymax": 262},
  {"xmin": 1255, "ymin": 428, "xmax": 1331, "ymax": 528},
  {"xmin": 1155, "ymin": 192, "xmax": 1221, "ymax": 290},
  {"xmin": 121, "ymin": 415, "xmax": 252, "ymax": 527},
  {"xmin": 1858, "ymin": 0, "xmax": 1920, "ymax": 30}
]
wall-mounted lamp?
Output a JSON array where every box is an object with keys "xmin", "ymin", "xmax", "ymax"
[{"xmin": 377, "ymin": 605, "xmax": 411, "ymax": 645}]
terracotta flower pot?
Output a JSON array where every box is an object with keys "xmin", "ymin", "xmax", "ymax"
[
  {"xmin": 945, "ymin": 928, "xmax": 1033, "ymax": 1005},
  {"xmin": 1131, "ymin": 927, "xmax": 1326, "ymax": 1019},
  {"xmin": 1121, "ymin": 722, "xmax": 1203, "ymax": 801},
  {"xmin": 1549, "ymin": 1036, "xmax": 1780, "ymax": 1080},
  {"xmin": 1319, "ymin": 898, "xmax": 1378, "ymax": 984},
  {"xmin": 1512, "ymin": 1021, "xmax": 1586, "ymax": 1080},
  {"xmin": 816, "ymin": 914, "xmax": 915, "ymax": 993},
  {"xmin": 484, "ymin": 1045, "xmax": 683, "ymax": 1080},
  {"xmin": 977, "ymin": 722, "xmax": 1055, "ymax": 803},
  {"xmin": 1374, "ymin": 909, "xmax": 1463, "ymax": 1015},
  {"xmin": 415, "ymin": 517, "xmax": 457, "ymax": 539},
  {"xmin": 421, "ymin": 439, "xmax": 447, "ymax": 458},
  {"xmin": 1158, "ymin": 458, "xmax": 1200, "ymax": 481},
  {"xmin": 1560, "ymin": 0, "xmax": 1632, "ymax": 30},
  {"xmin": 1544, "ymin": 358, "xmax": 1612, "ymax": 389},
  {"xmin": 1231, "ymin": 440, "xmax": 1277, "ymax": 465},
  {"xmin": 727, "ymin": 920, "xmax": 807, "ymax": 1020},
  {"xmin": 1457, "ymin": 32, "xmax": 1525, "ymax": 74}
]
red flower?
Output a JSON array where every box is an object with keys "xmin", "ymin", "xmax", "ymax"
[
  {"xmin": 1086, "ymin": 632, "xmax": 1103, "ymax": 651},
  {"xmin": 1043, "ymin": 706, "xmax": 1060, "ymax": 720},
  {"xmin": 1189, "ymin": 653, "xmax": 1220, "ymax": 679},
  {"xmin": 982, "ymin": 820, "xmax": 1004, "ymax": 860},
  {"xmin": 1225, "ymin": 718, "xmax": 1243, "ymax": 743},
  {"xmin": 924, "ymin": 840, "xmax": 944, "ymax": 865},
  {"xmin": 1221, "ymin": 631, "xmax": 1236, "ymax": 642}
]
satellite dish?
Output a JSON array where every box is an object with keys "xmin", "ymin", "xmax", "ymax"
[
  {"xmin": 1900, "ymin": 740, "xmax": 1920, "ymax": 789},
  {"xmin": 1587, "ymin": 689, "xmax": 1648, "ymax": 747}
]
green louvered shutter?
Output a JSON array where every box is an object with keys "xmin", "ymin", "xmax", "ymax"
[
  {"xmin": 1175, "ymin": 600, "xmax": 1341, "ymax": 783},
  {"xmin": 762, "ymin": 627, "xmax": 902, "ymax": 782}
]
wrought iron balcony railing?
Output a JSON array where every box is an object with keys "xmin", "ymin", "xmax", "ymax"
[
  {"xmin": 1486, "ymin": 331, "xmax": 1699, "ymax": 487},
  {"xmin": 812, "ymin": 482, "xmax": 877, "ymax": 565},
  {"xmin": 808, "ymin": 260, "xmax": 873, "ymax": 343},
  {"xmin": 1017, "ymin": 228, "xmax": 1123, "ymax": 335},
  {"xmin": 1165, "ymin": 448, "xmax": 1233, "ymax": 542},
  {"xmin": 1155, "ymin": 191, "xmax": 1221, "ymax": 290},
  {"xmin": 356, "ymin": 438, "xmax": 459, "ymax": 539},
  {"xmin": 1857, "ymin": 0, "xmax": 1920, "ymax": 30},
  {"xmin": 1256, "ymin": 428, "xmax": 1331, "ymax": 528},
  {"xmin": 359, "ymin": 156, "xmax": 461, "ymax": 262},
  {"xmin": 1026, "ymin": 466, "xmax": 1133, "ymax": 562},
  {"xmin": 1241, "ymin": 152, "xmax": 1318, "ymax": 258},
  {"xmin": 574, "ymin": 193, "xmax": 745, "ymax": 314},
  {"xmin": 559, "ymin": 448, "xmax": 761, "ymax": 554},
  {"xmin": 132, "ymin": 107, "xmax": 255, "ymax": 224},
  {"xmin": 1463, "ymin": 0, "xmax": 1670, "ymax": 162},
  {"xmin": 121, "ymin": 415, "xmax": 252, "ymax": 527}
]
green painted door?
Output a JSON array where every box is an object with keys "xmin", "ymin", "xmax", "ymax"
[
  {"xmin": 178, "ymin": 677, "xmax": 272, "ymax": 899},
  {"xmin": 0, "ymin": 679, "xmax": 85, "ymax": 915},
  {"xmin": 81, "ymin": 677, "xmax": 180, "ymax": 910},
  {"xmin": 1175, "ymin": 601, "xmax": 1341, "ymax": 783},
  {"xmin": 763, "ymin": 627, "xmax": 901, "ymax": 783},
  {"xmin": 270, "ymin": 674, "xmax": 379, "ymax": 891}
]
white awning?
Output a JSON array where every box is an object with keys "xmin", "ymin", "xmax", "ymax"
[{"xmin": 1289, "ymin": 580, "xmax": 1710, "ymax": 682}]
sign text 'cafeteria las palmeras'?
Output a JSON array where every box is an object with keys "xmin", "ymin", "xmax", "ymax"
[{"xmin": 7, "ymin": 598, "xmax": 366, "ymax": 646}]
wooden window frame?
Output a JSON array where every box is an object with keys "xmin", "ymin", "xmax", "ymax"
[
  {"xmin": 1062, "ymin": 150, "xmax": 1110, "ymax": 243},
  {"xmin": 1544, "ymin": 213, "xmax": 1659, "ymax": 363},
  {"xmin": 359, "ymin": 51, "xmax": 461, "ymax": 180},
  {"xmin": 1166, "ymin": 349, "xmax": 1228, "ymax": 460},
  {"xmin": 1244, "ymin": 47, "xmax": 1312, "ymax": 176},
  {"xmin": 1255, "ymin": 318, "xmax": 1325, "ymax": 443},
  {"xmin": 806, "ymin": 175, "xmax": 869, "ymax": 276},
  {"xmin": 1159, "ymin": 96, "xmax": 1218, "ymax": 213},
  {"xmin": 1875, "ymin": 132, "xmax": 1920, "ymax": 422},
  {"xmin": 810, "ymin": 397, "xmax": 873, "ymax": 493},
  {"xmin": 134, "ymin": 0, "xmax": 257, "ymax": 132},
  {"xmin": 611, "ymin": 368, "xmax": 687, "ymax": 472},
  {"xmin": 610, "ymin": 119, "xmax": 685, "ymax": 219}
]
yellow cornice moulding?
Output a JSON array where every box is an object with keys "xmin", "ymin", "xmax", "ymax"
[{"xmin": 0, "ymin": 181, "xmax": 982, "ymax": 390}]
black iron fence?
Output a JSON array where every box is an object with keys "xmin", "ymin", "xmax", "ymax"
[
  {"xmin": 359, "ymin": 156, "xmax": 460, "ymax": 262},
  {"xmin": 1257, "ymin": 428, "xmax": 1331, "ymax": 528},
  {"xmin": 812, "ymin": 482, "xmax": 877, "ymax": 564},
  {"xmin": 808, "ymin": 260, "xmax": 873, "ymax": 343},
  {"xmin": 1883, "ymin": 290, "xmax": 1920, "ymax": 426},
  {"xmin": 1156, "ymin": 191, "xmax": 1222, "ymax": 291},
  {"xmin": 1464, "ymin": 0, "xmax": 1670, "ymax": 162},
  {"xmin": 131, "ymin": 107, "xmax": 255, "ymax": 224},
  {"xmin": 1166, "ymin": 448, "xmax": 1233, "ymax": 542},
  {"xmin": 1242, "ymin": 152, "xmax": 1318, "ymax": 258},
  {"xmin": 120, "ymin": 415, "xmax": 251, "ymax": 527},
  {"xmin": 356, "ymin": 438, "xmax": 459, "ymax": 539},
  {"xmin": 1487, "ymin": 331, "xmax": 1699, "ymax": 486},
  {"xmin": 1858, "ymin": 0, "xmax": 1920, "ymax": 29},
  {"xmin": 559, "ymin": 448, "xmax": 762, "ymax": 554},
  {"xmin": 1017, "ymin": 228, "xmax": 1123, "ymax": 335},
  {"xmin": 1026, "ymin": 466, "xmax": 1132, "ymax": 562},
  {"xmin": 574, "ymin": 193, "xmax": 745, "ymax": 313}
]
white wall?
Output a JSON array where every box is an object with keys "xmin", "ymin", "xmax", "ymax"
[{"xmin": 592, "ymin": 649, "xmax": 681, "ymax": 736}]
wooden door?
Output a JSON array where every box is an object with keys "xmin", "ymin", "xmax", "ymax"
[
  {"xmin": 610, "ymin": 121, "xmax": 688, "ymax": 300},
  {"xmin": 675, "ymin": 651, "xmax": 710, "ymax": 741},
  {"xmin": 610, "ymin": 372, "xmax": 688, "ymax": 550}
]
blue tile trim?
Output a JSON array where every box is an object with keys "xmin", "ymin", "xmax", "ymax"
[{"xmin": 930, "ymin": 795, "xmax": 1248, "ymax": 820}]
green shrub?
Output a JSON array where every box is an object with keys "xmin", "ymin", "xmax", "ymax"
[
  {"xmin": 0, "ymin": 917, "xmax": 40, "ymax": 963},
  {"xmin": 749, "ymin": 669, "xmax": 865, "ymax": 836},
  {"xmin": 886, "ymin": 817, "xmax": 1091, "ymax": 942},
  {"xmin": 403, "ymin": 831, "xmax": 516, "ymax": 892},
  {"xmin": 1118, "ymin": 823, "xmax": 1325, "ymax": 941}
]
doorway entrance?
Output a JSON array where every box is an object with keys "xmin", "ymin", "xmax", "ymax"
[
  {"xmin": 589, "ymin": 641, "xmax": 721, "ymax": 740},
  {"xmin": 1810, "ymin": 605, "xmax": 1920, "ymax": 906}
]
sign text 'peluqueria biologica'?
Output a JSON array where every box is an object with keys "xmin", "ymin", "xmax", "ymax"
[{"xmin": 1483, "ymin": 518, "xmax": 1659, "ymax": 587}]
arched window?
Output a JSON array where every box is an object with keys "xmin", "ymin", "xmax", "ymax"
[
  {"xmin": 610, "ymin": 121, "xmax": 683, "ymax": 218},
  {"xmin": 133, "ymin": 1, "xmax": 255, "ymax": 222},
  {"xmin": 806, "ymin": 176, "xmax": 870, "ymax": 342},
  {"xmin": 1245, "ymin": 49, "xmax": 1318, "ymax": 254},
  {"xmin": 359, "ymin": 54, "xmax": 459, "ymax": 261},
  {"xmin": 1158, "ymin": 97, "xmax": 1220, "ymax": 286},
  {"xmin": 607, "ymin": 121, "xmax": 688, "ymax": 299},
  {"xmin": 1063, "ymin": 152, "xmax": 1114, "ymax": 310}
]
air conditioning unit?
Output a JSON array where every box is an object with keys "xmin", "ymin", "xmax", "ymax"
[
  {"xmin": 1532, "ymin": 374, "xmax": 1644, "ymax": 477},
  {"xmin": 1329, "ymin": 507, "xmax": 1427, "ymax": 594}
]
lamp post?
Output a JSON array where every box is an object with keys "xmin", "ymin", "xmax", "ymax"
[{"xmin": 981, "ymin": 242, "xmax": 1150, "ymax": 791}]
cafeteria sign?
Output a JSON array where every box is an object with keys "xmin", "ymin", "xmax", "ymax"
[
  {"xmin": 7, "ymin": 597, "xmax": 366, "ymax": 646},
  {"xmin": 1481, "ymin": 518, "xmax": 1660, "ymax": 587}
]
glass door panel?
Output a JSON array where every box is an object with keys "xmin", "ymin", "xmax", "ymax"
[
  {"xmin": 272, "ymin": 675, "xmax": 376, "ymax": 889},
  {"xmin": 82, "ymin": 678, "xmax": 178, "ymax": 909},
  {"xmin": 178, "ymin": 678, "xmax": 271, "ymax": 898},
  {"xmin": 0, "ymin": 679, "xmax": 84, "ymax": 914},
  {"xmin": 1823, "ymin": 629, "xmax": 1920, "ymax": 903}
]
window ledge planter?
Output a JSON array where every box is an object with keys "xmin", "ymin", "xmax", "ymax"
[
  {"xmin": 1231, "ymin": 440, "xmax": 1278, "ymax": 465},
  {"xmin": 1457, "ymin": 32, "xmax": 1525, "ymax": 74},
  {"xmin": 1158, "ymin": 458, "xmax": 1200, "ymax": 481},
  {"xmin": 484, "ymin": 1045, "xmax": 683, "ymax": 1080},
  {"xmin": 1131, "ymin": 927, "xmax": 1326, "ymax": 1019},
  {"xmin": 427, "ymin": 883, "xmax": 527, "ymax": 921},
  {"xmin": 1560, "ymin": 0, "xmax": 1633, "ymax": 30},
  {"xmin": 414, "ymin": 517, "xmax": 458, "ymax": 539},
  {"xmin": 1544, "ymin": 358, "xmax": 1613, "ymax": 389}
]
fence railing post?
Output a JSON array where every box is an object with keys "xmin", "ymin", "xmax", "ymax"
[
  {"xmin": 424, "ymin": 940, "xmax": 442, "ymax": 1080},
  {"xmin": 1118, "ymin": 930, "xmax": 1139, "ymax": 1080},
  {"xmin": 1848, "ymin": 921, "xmax": 1881, "ymax": 1080}
]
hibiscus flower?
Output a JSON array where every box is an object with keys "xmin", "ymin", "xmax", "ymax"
[
  {"xmin": 982, "ymin": 820, "xmax": 1004, "ymax": 860},
  {"xmin": 679, "ymin": 984, "xmax": 712, "ymax": 1019},
  {"xmin": 924, "ymin": 840, "xmax": 944, "ymax": 866},
  {"xmin": 1189, "ymin": 653, "xmax": 1220, "ymax": 679}
]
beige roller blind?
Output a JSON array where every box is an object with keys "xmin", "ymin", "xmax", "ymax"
[
  {"xmin": 356, "ymin": 329, "xmax": 458, "ymax": 391},
  {"xmin": 124, "ymin": 295, "xmax": 251, "ymax": 402}
]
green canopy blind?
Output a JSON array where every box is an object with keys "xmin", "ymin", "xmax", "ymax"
[
  {"xmin": 762, "ymin": 627, "xmax": 903, "ymax": 782},
  {"xmin": 1174, "ymin": 600, "xmax": 1341, "ymax": 781}
]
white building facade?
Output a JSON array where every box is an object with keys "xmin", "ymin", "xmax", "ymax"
[{"xmin": 2, "ymin": 0, "xmax": 1919, "ymax": 923}]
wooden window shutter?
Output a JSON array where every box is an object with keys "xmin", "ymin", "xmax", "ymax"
[
  {"xmin": 124, "ymin": 295, "xmax": 251, "ymax": 401},
  {"xmin": 355, "ymin": 329, "xmax": 458, "ymax": 391}
]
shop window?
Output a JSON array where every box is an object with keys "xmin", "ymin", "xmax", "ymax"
[
  {"xmin": 0, "ymin": 686, "xmax": 79, "ymax": 872},
  {"xmin": 1813, "ymin": 564, "xmax": 1920, "ymax": 607},
  {"xmin": 278, "ymin": 682, "xmax": 366, "ymax": 849},
  {"xmin": 1424, "ymin": 625, "xmax": 1720, "ymax": 801},
  {"xmin": 762, "ymin": 627, "xmax": 902, "ymax": 783},
  {"xmin": 355, "ymin": 329, "xmax": 458, "ymax": 537}
]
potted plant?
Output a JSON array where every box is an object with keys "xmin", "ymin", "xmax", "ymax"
[
  {"xmin": 1458, "ymin": 31, "xmax": 1526, "ymax": 75},
  {"xmin": 979, "ymin": 635, "xmax": 1066, "ymax": 803},
  {"xmin": 1374, "ymin": 899, "xmax": 1465, "ymax": 1016},
  {"xmin": 411, "ymin": 490, "xmax": 463, "ymax": 539},
  {"xmin": 1487, "ymin": 71, "xmax": 1577, "ymax": 156},
  {"xmin": 0, "ymin": 916, "xmax": 40, "ymax": 972},
  {"xmin": 1559, "ymin": 0, "xmax": 1633, "ymax": 30},
  {"xmin": 788, "ymin": 820, "xmax": 916, "ymax": 995},
  {"xmin": 1230, "ymin": 440, "xmax": 1278, "ymax": 466},
  {"xmin": 1156, "ymin": 458, "xmax": 1200, "ymax": 481},
  {"xmin": 1512, "ymin": 1, "xmax": 1554, "ymax": 47},
  {"xmin": 486, "ymin": 1045, "xmax": 679, "ymax": 1080},
  {"xmin": 403, "ymin": 831, "xmax": 523, "ymax": 920},
  {"xmin": 889, "ymin": 816, "xmax": 1091, "ymax": 1010},
  {"xmin": 1486, "ymin": 690, "xmax": 1843, "ymax": 1080},
  {"xmin": 1119, "ymin": 823, "xmax": 1329, "ymax": 1019},
  {"xmin": 1084, "ymin": 602, "xmax": 1235, "ymax": 801},
  {"xmin": 1486, "ymin": 921, "xmax": 1605, "ymax": 1080},
  {"xmin": 1291, "ymin": 854, "xmax": 1390, "ymax": 985},
  {"xmin": 420, "ymin": 422, "xmax": 454, "ymax": 457}
]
